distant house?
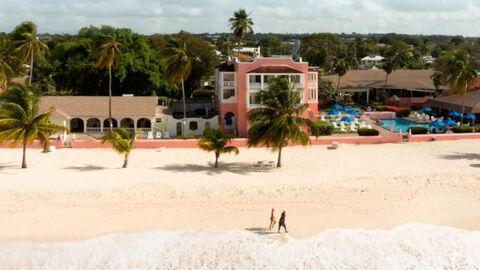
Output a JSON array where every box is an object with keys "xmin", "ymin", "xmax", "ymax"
[
  {"xmin": 421, "ymin": 56, "xmax": 435, "ymax": 65},
  {"xmin": 359, "ymin": 55, "xmax": 384, "ymax": 70},
  {"xmin": 232, "ymin": 46, "xmax": 261, "ymax": 60}
]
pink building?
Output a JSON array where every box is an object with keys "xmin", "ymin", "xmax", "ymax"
[{"xmin": 215, "ymin": 57, "xmax": 319, "ymax": 137}]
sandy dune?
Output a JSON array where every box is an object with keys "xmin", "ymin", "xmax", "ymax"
[{"xmin": 1, "ymin": 140, "xmax": 480, "ymax": 242}]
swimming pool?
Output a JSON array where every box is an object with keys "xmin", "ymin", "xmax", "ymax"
[{"xmin": 379, "ymin": 118, "xmax": 430, "ymax": 133}]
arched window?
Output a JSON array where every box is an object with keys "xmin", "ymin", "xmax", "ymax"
[
  {"xmin": 70, "ymin": 118, "xmax": 84, "ymax": 133},
  {"xmin": 137, "ymin": 118, "xmax": 151, "ymax": 128},
  {"xmin": 103, "ymin": 118, "xmax": 118, "ymax": 128},
  {"xmin": 120, "ymin": 118, "xmax": 135, "ymax": 128},
  {"xmin": 189, "ymin": 121, "xmax": 198, "ymax": 131},
  {"xmin": 224, "ymin": 112, "xmax": 235, "ymax": 127},
  {"xmin": 86, "ymin": 118, "xmax": 101, "ymax": 128}
]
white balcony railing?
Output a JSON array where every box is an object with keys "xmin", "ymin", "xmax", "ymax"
[
  {"xmin": 249, "ymin": 82, "xmax": 261, "ymax": 90},
  {"xmin": 223, "ymin": 81, "xmax": 235, "ymax": 88},
  {"xmin": 86, "ymin": 127, "xmax": 102, "ymax": 133}
]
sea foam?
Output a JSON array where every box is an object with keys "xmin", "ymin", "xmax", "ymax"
[{"xmin": 1, "ymin": 223, "xmax": 479, "ymax": 269}]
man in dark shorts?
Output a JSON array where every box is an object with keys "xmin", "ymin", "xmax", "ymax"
[{"xmin": 278, "ymin": 210, "xmax": 288, "ymax": 233}]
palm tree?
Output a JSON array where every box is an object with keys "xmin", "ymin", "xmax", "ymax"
[
  {"xmin": 229, "ymin": 9, "xmax": 254, "ymax": 59},
  {"xmin": 247, "ymin": 77, "xmax": 319, "ymax": 168},
  {"xmin": 0, "ymin": 84, "xmax": 67, "ymax": 168},
  {"xmin": 198, "ymin": 127, "xmax": 239, "ymax": 168},
  {"xmin": 162, "ymin": 38, "xmax": 192, "ymax": 136},
  {"xmin": 441, "ymin": 51, "xmax": 478, "ymax": 121},
  {"xmin": 333, "ymin": 57, "xmax": 350, "ymax": 89},
  {"xmin": 12, "ymin": 22, "xmax": 48, "ymax": 86},
  {"xmin": 221, "ymin": 36, "xmax": 234, "ymax": 56},
  {"xmin": 382, "ymin": 56, "xmax": 396, "ymax": 86},
  {"xmin": 101, "ymin": 128, "xmax": 135, "ymax": 168},
  {"xmin": 94, "ymin": 35, "xmax": 122, "ymax": 131},
  {"xmin": 0, "ymin": 57, "xmax": 13, "ymax": 88}
]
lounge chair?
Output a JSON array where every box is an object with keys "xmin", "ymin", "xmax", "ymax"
[
  {"xmin": 332, "ymin": 122, "xmax": 338, "ymax": 128},
  {"xmin": 341, "ymin": 126, "xmax": 347, "ymax": 132}
]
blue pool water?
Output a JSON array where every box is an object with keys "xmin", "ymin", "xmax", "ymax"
[{"xmin": 380, "ymin": 118, "xmax": 430, "ymax": 132}]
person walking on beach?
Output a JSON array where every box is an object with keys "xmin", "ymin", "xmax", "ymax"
[
  {"xmin": 269, "ymin": 208, "xmax": 276, "ymax": 230},
  {"xmin": 278, "ymin": 210, "xmax": 288, "ymax": 233}
]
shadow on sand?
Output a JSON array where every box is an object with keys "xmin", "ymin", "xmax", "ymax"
[
  {"xmin": 0, "ymin": 163, "xmax": 16, "ymax": 173},
  {"xmin": 439, "ymin": 152, "xmax": 480, "ymax": 161},
  {"xmin": 157, "ymin": 162, "xmax": 273, "ymax": 175},
  {"xmin": 63, "ymin": 164, "xmax": 105, "ymax": 172},
  {"xmin": 245, "ymin": 227, "xmax": 278, "ymax": 236}
]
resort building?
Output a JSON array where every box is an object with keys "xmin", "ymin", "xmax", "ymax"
[
  {"xmin": 359, "ymin": 55, "xmax": 384, "ymax": 70},
  {"xmin": 215, "ymin": 56, "xmax": 319, "ymax": 137},
  {"xmin": 322, "ymin": 69, "xmax": 442, "ymax": 107},
  {"xmin": 426, "ymin": 89, "xmax": 480, "ymax": 114},
  {"xmin": 39, "ymin": 96, "xmax": 218, "ymax": 140}
]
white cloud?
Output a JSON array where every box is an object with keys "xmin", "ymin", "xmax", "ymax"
[{"xmin": 0, "ymin": 0, "xmax": 479, "ymax": 35}]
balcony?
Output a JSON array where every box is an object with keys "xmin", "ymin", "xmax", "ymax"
[
  {"xmin": 223, "ymin": 81, "xmax": 235, "ymax": 88},
  {"xmin": 249, "ymin": 82, "xmax": 262, "ymax": 90}
]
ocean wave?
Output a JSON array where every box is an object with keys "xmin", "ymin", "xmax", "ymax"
[{"xmin": 1, "ymin": 223, "xmax": 480, "ymax": 269}]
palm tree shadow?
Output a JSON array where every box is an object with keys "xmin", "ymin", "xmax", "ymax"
[
  {"xmin": 439, "ymin": 152, "xmax": 480, "ymax": 161},
  {"xmin": 0, "ymin": 163, "xmax": 16, "ymax": 173},
  {"xmin": 245, "ymin": 227, "xmax": 278, "ymax": 235},
  {"xmin": 470, "ymin": 164, "xmax": 480, "ymax": 168},
  {"xmin": 63, "ymin": 164, "xmax": 105, "ymax": 172},
  {"xmin": 157, "ymin": 162, "xmax": 273, "ymax": 175}
]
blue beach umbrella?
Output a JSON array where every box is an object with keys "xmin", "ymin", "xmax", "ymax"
[
  {"xmin": 463, "ymin": 113, "xmax": 476, "ymax": 120},
  {"xmin": 347, "ymin": 109, "xmax": 360, "ymax": 116},
  {"xmin": 430, "ymin": 120, "xmax": 445, "ymax": 127},
  {"xmin": 420, "ymin": 106, "xmax": 432, "ymax": 112},
  {"xmin": 342, "ymin": 106, "xmax": 351, "ymax": 112},
  {"xmin": 328, "ymin": 110, "xmax": 340, "ymax": 116},
  {"xmin": 443, "ymin": 118, "xmax": 456, "ymax": 126},
  {"xmin": 331, "ymin": 103, "xmax": 343, "ymax": 110},
  {"xmin": 341, "ymin": 116, "xmax": 354, "ymax": 122},
  {"xmin": 448, "ymin": 111, "xmax": 461, "ymax": 117}
]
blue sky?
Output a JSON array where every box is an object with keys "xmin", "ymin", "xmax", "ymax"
[{"xmin": 0, "ymin": 0, "xmax": 479, "ymax": 35}]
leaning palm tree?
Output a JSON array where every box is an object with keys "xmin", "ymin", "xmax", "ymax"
[
  {"xmin": 198, "ymin": 127, "xmax": 239, "ymax": 168},
  {"xmin": 442, "ymin": 51, "xmax": 478, "ymax": 121},
  {"xmin": 94, "ymin": 35, "xmax": 122, "ymax": 131},
  {"xmin": 162, "ymin": 38, "xmax": 192, "ymax": 136},
  {"xmin": 333, "ymin": 57, "xmax": 350, "ymax": 89},
  {"xmin": 229, "ymin": 9, "xmax": 254, "ymax": 58},
  {"xmin": 0, "ymin": 84, "xmax": 67, "ymax": 168},
  {"xmin": 12, "ymin": 22, "xmax": 48, "ymax": 86},
  {"xmin": 0, "ymin": 57, "xmax": 13, "ymax": 87},
  {"xmin": 247, "ymin": 77, "xmax": 319, "ymax": 168},
  {"xmin": 101, "ymin": 128, "xmax": 135, "ymax": 168}
]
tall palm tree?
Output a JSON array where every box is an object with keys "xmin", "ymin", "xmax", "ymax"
[
  {"xmin": 221, "ymin": 36, "xmax": 234, "ymax": 56},
  {"xmin": 442, "ymin": 51, "xmax": 478, "ymax": 121},
  {"xmin": 229, "ymin": 9, "xmax": 254, "ymax": 59},
  {"xmin": 101, "ymin": 128, "xmax": 135, "ymax": 168},
  {"xmin": 247, "ymin": 77, "xmax": 319, "ymax": 168},
  {"xmin": 333, "ymin": 57, "xmax": 350, "ymax": 89},
  {"xmin": 198, "ymin": 127, "xmax": 239, "ymax": 168},
  {"xmin": 94, "ymin": 35, "xmax": 122, "ymax": 131},
  {"xmin": 0, "ymin": 57, "xmax": 13, "ymax": 88},
  {"xmin": 12, "ymin": 22, "xmax": 48, "ymax": 86},
  {"xmin": 162, "ymin": 38, "xmax": 192, "ymax": 136},
  {"xmin": 0, "ymin": 84, "xmax": 67, "ymax": 168}
]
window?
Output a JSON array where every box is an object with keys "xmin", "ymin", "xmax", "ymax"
[
  {"xmin": 249, "ymin": 75, "xmax": 261, "ymax": 83},
  {"xmin": 223, "ymin": 88, "xmax": 235, "ymax": 99},
  {"xmin": 189, "ymin": 121, "xmax": 198, "ymax": 131},
  {"xmin": 309, "ymin": 88, "xmax": 317, "ymax": 100},
  {"xmin": 264, "ymin": 75, "xmax": 275, "ymax": 83},
  {"xmin": 290, "ymin": 75, "xmax": 301, "ymax": 83},
  {"xmin": 249, "ymin": 92, "xmax": 261, "ymax": 105},
  {"xmin": 308, "ymin": 73, "xmax": 317, "ymax": 81}
]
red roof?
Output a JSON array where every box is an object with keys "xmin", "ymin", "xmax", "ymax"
[{"xmin": 247, "ymin": 65, "xmax": 302, "ymax": 74}]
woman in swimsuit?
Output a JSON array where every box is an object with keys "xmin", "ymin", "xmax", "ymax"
[{"xmin": 269, "ymin": 208, "xmax": 276, "ymax": 230}]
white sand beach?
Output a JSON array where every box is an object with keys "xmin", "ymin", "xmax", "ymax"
[{"xmin": 1, "ymin": 140, "xmax": 480, "ymax": 243}]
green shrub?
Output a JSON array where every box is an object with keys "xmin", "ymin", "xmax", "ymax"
[
  {"xmin": 409, "ymin": 126, "xmax": 428, "ymax": 134},
  {"xmin": 357, "ymin": 128, "xmax": 379, "ymax": 136},
  {"xmin": 452, "ymin": 126, "xmax": 473, "ymax": 133},
  {"xmin": 176, "ymin": 134, "xmax": 195, "ymax": 139},
  {"xmin": 397, "ymin": 108, "xmax": 411, "ymax": 118},
  {"xmin": 473, "ymin": 124, "xmax": 480, "ymax": 132},
  {"xmin": 315, "ymin": 120, "xmax": 334, "ymax": 135}
]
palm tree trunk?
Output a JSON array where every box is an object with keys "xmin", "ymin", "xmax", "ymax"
[
  {"xmin": 21, "ymin": 141, "xmax": 27, "ymax": 169},
  {"xmin": 337, "ymin": 75, "xmax": 341, "ymax": 90},
  {"xmin": 108, "ymin": 65, "xmax": 113, "ymax": 131},
  {"xmin": 214, "ymin": 152, "xmax": 219, "ymax": 168},
  {"xmin": 384, "ymin": 73, "xmax": 389, "ymax": 86},
  {"xmin": 122, "ymin": 153, "xmax": 128, "ymax": 168},
  {"xmin": 181, "ymin": 77, "xmax": 186, "ymax": 136},
  {"xmin": 461, "ymin": 94, "xmax": 465, "ymax": 124},
  {"xmin": 277, "ymin": 146, "xmax": 282, "ymax": 168},
  {"xmin": 28, "ymin": 49, "xmax": 34, "ymax": 86}
]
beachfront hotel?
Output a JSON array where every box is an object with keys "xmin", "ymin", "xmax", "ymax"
[{"xmin": 215, "ymin": 55, "xmax": 319, "ymax": 137}]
